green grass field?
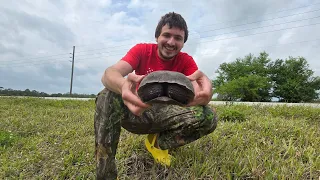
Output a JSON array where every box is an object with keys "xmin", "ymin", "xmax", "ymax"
[{"xmin": 0, "ymin": 97, "xmax": 319, "ymax": 179}]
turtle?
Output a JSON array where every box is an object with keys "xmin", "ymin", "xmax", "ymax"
[{"xmin": 137, "ymin": 71, "xmax": 195, "ymax": 106}]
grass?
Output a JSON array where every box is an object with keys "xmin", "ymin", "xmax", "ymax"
[{"xmin": 0, "ymin": 97, "xmax": 319, "ymax": 179}]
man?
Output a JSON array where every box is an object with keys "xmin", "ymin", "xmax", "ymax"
[{"xmin": 94, "ymin": 12, "xmax": 217, "ymax": 179}]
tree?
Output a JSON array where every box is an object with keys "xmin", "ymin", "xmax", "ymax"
[
  {"xmin": 214, "ymin": 52, "xmax": 320, "ymax": 102},
  {"xmin": 213, "ymin": 52, "xmax": 272, "ymax": 102},
  {"xmin": 24, "ymin": 89, "xmax": 31, "ymax": 96},
  {"xmin": 0, "ymin": 88, "xmax": 95, "ymax": 98},
  {"xmin": 269, "ymin": 57, "xmax": 320, "ymax": 102},
  {"xmin": 216, "ymin": 75, "xmax": 272, "ymax": 102}
]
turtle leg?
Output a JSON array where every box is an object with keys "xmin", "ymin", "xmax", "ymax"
[{"xmin": 94, "ymin": 88, "xmax": 126, "ymax": 180}]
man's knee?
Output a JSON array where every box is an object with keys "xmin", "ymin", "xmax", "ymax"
[
  {"xmin": 95, "ymin": 88, "xmax": 123, "ymax": 108},
  {"xmin": 95, "ymin": 88, "xmax": 112, "ymax": 105},
  {"xmin": 188, "ymin": 105, "xmax": 218, "ymax": 135},
  {"xmin": 188, "ymin": 105, "xmax": 216, "ymax": 122},
  {"xmin": 203, "ymin": 106, "xmax": 218, "ymax": 133}
]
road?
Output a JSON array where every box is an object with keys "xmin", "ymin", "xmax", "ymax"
[
  {"xmin": 208, "ymin": 101, "xmax": 320, "ymax": 108},
  {"xmin": 2, "ymin": 96, "xmax": 319, "ymax": 108}
]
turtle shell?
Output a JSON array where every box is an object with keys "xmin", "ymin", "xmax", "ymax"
[{"xmin": 137, "ymin": 71, "xmax": 195, "ymax": 105}]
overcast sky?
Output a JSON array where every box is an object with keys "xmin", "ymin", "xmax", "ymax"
[{"xmin": 1, "ymin": 0, "xmax": 320, "ymax": 94}]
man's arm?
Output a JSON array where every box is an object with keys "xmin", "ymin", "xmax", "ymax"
[
  {"xmin": 101, "ymin": 60, "xmax": 133, "ymax": 94},
  {"xmin": 101, "ymin": 60, "xmax": 150, "ymax": 116},
  {"xmin": 187, "ymin": 70, "xmax": 213, "ymax": 106}
]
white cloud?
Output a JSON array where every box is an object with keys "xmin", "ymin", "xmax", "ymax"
[{"xmin": 99, "ymin": 0, "xmax": 112, "ymax": 7}]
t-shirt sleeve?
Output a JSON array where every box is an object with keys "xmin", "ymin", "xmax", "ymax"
[
  {"xmin": 182, "ymin": 55, "xmax": 198, "ymax": 76},
  {"xmin": 121, "ymin": 44, "xmax": 143, "ymax": 70}
]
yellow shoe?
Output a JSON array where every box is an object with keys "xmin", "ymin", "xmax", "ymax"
[{"xmin": 145, "ymin": 134, "xmax": 171, "ymax": 166}]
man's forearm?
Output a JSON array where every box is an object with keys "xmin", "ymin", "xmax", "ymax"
[{"xmin": 101, "ymin": 67, "xmax": 125, "ymax": 94}]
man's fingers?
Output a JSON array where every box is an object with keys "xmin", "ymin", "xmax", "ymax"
[
  {"xmin": 125, "ymin": 102, "xmax": 145, "ymax": 116},
  {"xmin": 187, "ymin": 101, "xmax": 197, "ymax": 107},
  {"xmin": 121, "ymin": 76, "xmax": 149, "ymax": 107},
  {"xmin": 203, "ymin": 76, "xmax": 213, "ymax": 90},
  {"xmin": 122, "ymin": 90, "xmax": 150, "ymax": 108},
  {"xmin": 127, "ymin": 73, "xmax": 145, "ymax": 83},
  {"xmin": 197, "ymin": 91, "xmax": 212, "ymax": 98},
  {"xmin": 121, "ymin": 73, "xmax": 150, "ymax": 116},
  {"xmin": 187, "ymin": 70, "xmax": 203, "ymax": 81}
]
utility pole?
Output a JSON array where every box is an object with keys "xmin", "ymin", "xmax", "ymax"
[{"xmin": 70, "ymin": 46, "xmax": 75, "ymax": 96}]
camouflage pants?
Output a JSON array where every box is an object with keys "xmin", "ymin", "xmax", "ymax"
[{"xmin": 94, "ymin": 88, "xmax": 217, "ymax": 180}]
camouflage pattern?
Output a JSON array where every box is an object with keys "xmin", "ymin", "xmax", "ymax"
[{"xmin": 94, "ymin": 88, "xmax": 218, "ymax": 180}]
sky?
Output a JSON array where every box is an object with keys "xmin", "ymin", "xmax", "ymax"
[{"xmin": 1, "ymin": 0, "xmax": 320, "ymax": 94}]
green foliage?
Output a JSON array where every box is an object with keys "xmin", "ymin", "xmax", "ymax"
[
  {"xmin": 216, "ymin": 75, "xmax": 271, "ymax": 102},
  {"xmin": 0, "ymin": 88, "xmax": 96, "ymax": 98},
  {"xmin": 269, "ymin": 57, "xmax": 320, "ymax": 102},
  {"xmin": 214, "ymin": 52, "xmax": 320, "ymax": 103},
  {"xmin": 219, "ymin": 108, "xmax": 246, "ymax": 122},
  {"xmin": 214, "ymin": 52, "xmax": 272, "ymax": 102},
  {"xmin": 214, "ymin": 52, "xmax": 271, "ymax": 86}
]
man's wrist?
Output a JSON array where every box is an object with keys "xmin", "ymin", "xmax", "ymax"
[{"xmin": 118, "ymin": 79, "xmax": 126, "ymax": 94}]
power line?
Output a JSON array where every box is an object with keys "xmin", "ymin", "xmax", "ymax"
[
  {"xmin": 199, "ymin": 38, "xmax": 320, "ymax": 56},
  {"xmin": 67, "ymin": 16, "xmax": 320, "ymax": 57},
  {"xmin": 2, "ymin": 4, "xmax": 319, "ymax": 62},
  {"xmin": 0, "ymin": 57, "xmax": 68, "ymax": 66},
  {"xmin": 0, "ymin": 45, "xmax": 130, "ymax": 65},
  {"xmin": 200, "ymin": 15, "xmax": 320, "ymax": 38},
  {"xmin": 76, "ymin": 40, "xmax": 153, "ymax": 53},
  {"xmin": 1, "ymin": 40, "xmax": 149, "ymax": 64},
  {"xmin": 83, "ymin": 2, "xmax": 320, "ymax": 31},
  {"xmin": 0, "ymin": 58, "xmax": 69, "ymax": 68},
  {"xmin": 0, "ymin": 53, "xmax": 70, "ymax": 63},
  {"xmin": 72, "ymin": 39, "xmax": 320, "ymax": 61},
  {"xmin": 1, "ymin": 37, "xmax": 319, "ymax": 68},
  {"xmin": 75, "ymin": 37, "xmax": 137, "ymax": 48},
  {"xmin": 70, "ymin": 49, "xmax": 127, "ymax": 58},
  {"xmin": 196, "ymin": 2, "xmax": 320, "ymax": 28},
  {"xmin": 71, "ymin": 5, "xmax": 320, "ymax": 51},
  {"xmin": 196, "ymin": 8, "xmax": 320, "ymax": 34},
  {"xmin": 1, "ymin": 21, "xmax": 320, "ymax": 67},
  {"xmin": 3, "ymin": 15, "xmax": 319, "ymax": 66},
  {"xmin": 200, "ymin": 22, "xmax": 320, "ymax": 43},
  {"xmin": 74, "ymin": 9, "xmax": 320, "ymax": 53}
]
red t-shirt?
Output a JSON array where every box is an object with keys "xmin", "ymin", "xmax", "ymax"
[{"xmin": 121, "ymin": 43, "xmax": 198, "ymax": 76}]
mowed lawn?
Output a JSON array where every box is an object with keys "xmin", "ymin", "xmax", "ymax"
[{"xmin": 0, "ymin": 97, "xmax": 319, "ymax": 179}]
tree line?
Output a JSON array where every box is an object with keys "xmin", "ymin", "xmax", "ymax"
[
  {"xmin": 0, "ymin": 88, "xmax": 96, "ymax": 98},
  {"xmin": 213, "ymin": 52, "xmax": 320, "ymax": 103}
]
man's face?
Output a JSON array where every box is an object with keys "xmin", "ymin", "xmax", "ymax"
[{"xmin": 156, "ymin": 24, "xmax": 185, "ymax": 60}]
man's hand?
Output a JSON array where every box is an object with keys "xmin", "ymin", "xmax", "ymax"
[
  {"xmin": 187, "ymin": 70, "xmax": 213, "ymax": 106},
  {"xmin": 121, "ymin": 73, "xmax": 151, "ymax": 116}
]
